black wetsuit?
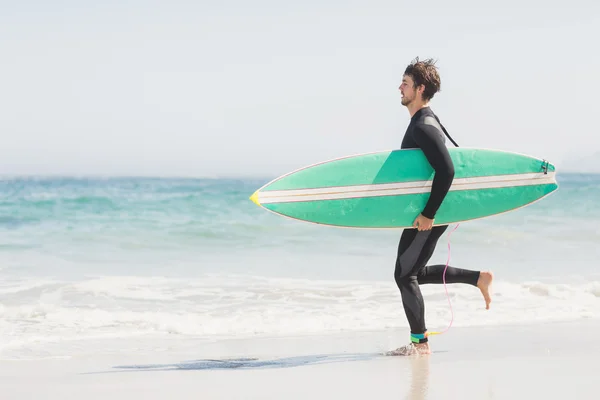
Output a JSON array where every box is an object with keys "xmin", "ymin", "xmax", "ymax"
[{"xmin": 395, "ymin": 107, "xmax": 480, "ymax": 343}]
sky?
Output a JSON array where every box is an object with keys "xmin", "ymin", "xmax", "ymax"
[{"xmin": 1, "ymin": 0, "xmax": 599, "ymax": 178}]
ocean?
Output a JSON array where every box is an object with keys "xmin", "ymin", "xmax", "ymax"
[{"xmin": 1, "ymin": 173, "xmax": 599, "ymax": 359}]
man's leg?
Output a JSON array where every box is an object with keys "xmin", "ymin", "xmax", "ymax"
[
  {"xmin": 393, "ymin": 227, "xmax": 435, "ymax": 354},
  {"xmin": 415, "ymin": 226, "xmax": 494, "ymax": 309},
  {"xmin": 391, "ymin": 225, "xmax": 493, "ymax": 355},
  {"xmin": 416, "ymin": 225, "xmax": 479, "ymax": 286}
]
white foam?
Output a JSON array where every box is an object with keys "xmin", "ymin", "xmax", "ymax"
[{"xmin": 1, "ymin": 274, "xmax": 599, "ymax": 358}]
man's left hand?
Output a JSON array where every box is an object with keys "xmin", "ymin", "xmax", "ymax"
[{"xmin": 413, "ymin": 214, "xmax": 434, "ymax": 231}]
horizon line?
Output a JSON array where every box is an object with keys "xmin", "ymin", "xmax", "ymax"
[{"xmin": 0, "ymin": 170, "xmax": 598, "ymax": 180}]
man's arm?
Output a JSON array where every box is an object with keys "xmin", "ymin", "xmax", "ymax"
[{"xmin": 412, "ymin": 122, "xmax": 455, "ymax": 220}]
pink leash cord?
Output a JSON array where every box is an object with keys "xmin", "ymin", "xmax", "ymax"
[{"xmin": 427, "ymin": 223, "xmax": 460, "ymax": 337}]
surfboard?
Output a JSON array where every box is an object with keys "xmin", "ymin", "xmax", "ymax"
[{"xmin": 249, "ymin": 148, "xmax": 558, "ymax": 228}]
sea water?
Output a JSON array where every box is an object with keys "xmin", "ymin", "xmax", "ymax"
[{"xmin": 1, "ymin": 173, "xmax": 599, "ymax": 359}]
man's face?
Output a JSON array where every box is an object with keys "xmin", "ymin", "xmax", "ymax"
[{"xmin": 399, "ymin": 75, "xmax": 420, "ymax": 106}]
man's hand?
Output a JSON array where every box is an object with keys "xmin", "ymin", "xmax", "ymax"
[{"xmin": 413, "ymin": 214, "xmax": 434, "ymax": 231}]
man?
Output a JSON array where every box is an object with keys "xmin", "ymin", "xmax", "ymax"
[{"xmin": 390, "ymin": 57, "xmax": 493, "ymax": 356}]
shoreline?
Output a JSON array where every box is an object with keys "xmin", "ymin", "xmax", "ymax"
[{"xmin": 1, "ymin": 318, "xmax": 599, "ymax": 399}]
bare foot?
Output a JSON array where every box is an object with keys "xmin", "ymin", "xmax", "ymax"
[
  {"xmin": 386, "ymin": 342, "xmax": 431, "ymax": 356},
  {"xmin": 477, "ymin": 271, "xmax": 493, "ymax": 310}
]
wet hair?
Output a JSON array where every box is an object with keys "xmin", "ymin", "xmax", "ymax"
[{"xmin": 403, "ymin": 57, "xmax": 441, "ymax": 101}]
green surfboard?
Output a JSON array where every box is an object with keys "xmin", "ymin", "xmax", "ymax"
[{"xmin": 249, "ymin": 148, "xmax": 558, "ymax": 228}]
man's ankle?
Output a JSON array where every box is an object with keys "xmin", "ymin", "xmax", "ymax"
[{"xmin": 410, "ymin": 332, "xmax": 428, "ymax": 344}]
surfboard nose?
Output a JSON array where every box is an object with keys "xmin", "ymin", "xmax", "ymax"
[{"xmin": 249, "ymin": 191, "xmax": 261, "ymax": 206}]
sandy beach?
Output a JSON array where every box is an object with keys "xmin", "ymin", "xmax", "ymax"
[{"xmin": 2, "ymin": 318, "xmax": 599, "ymax": 400}]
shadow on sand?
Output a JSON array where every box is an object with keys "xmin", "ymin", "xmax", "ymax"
[
  {"xmin": 107, "ymin": 351, "xmax": 435, "ymax": 399},
  {"xmin": 111, "ymin": 352, "xmax": 384, "ymax": 372},
  {"xmin": 107, "ymin": 349, "xmax": 445, "ymax": 373}
]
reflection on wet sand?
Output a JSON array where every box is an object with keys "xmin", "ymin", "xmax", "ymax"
[{"xmin": 405, "ymin": 356, "xmax": 430, "ymax": 400}]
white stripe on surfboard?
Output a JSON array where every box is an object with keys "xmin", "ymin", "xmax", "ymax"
[
  {"xmin": 261, "ymin": 172, "xmax": 553, "ymax": 197},
  {"xmin": 258, "ymin": 172, "xmax": 556, "ymax": 204}
]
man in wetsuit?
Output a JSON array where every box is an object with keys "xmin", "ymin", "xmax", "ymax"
[{"xmin": 390, "ymin": 58, "xmax": 493, "ymax": 356}]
